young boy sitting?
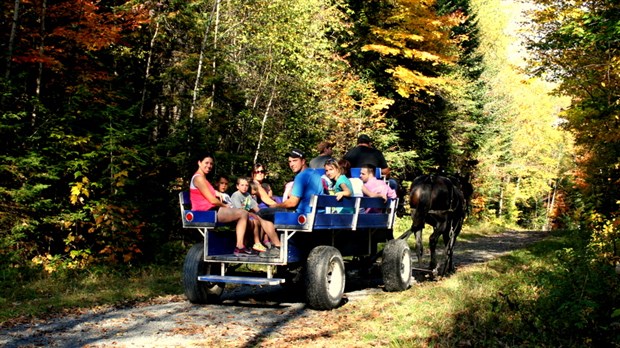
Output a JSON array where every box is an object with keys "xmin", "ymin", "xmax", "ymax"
[{"xmin": 230, "ymin": 177, "xmax": 282, "ymax": 255}]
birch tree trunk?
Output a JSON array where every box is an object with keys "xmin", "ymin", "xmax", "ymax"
[
  {"xmin": 140, "ymin": 20, "xmax": 159, "ymax": 118},
  {"xmin": 5, "ymin": 0, "xmax": 20, "ymax": 80},
  {"xmin": 32, "ymin": 0, "xmax": 46, "ymax": 124},
  {"xmin": 254, "ymin": 75, "xmax": 278, "ymax": 164},
  {"xmin": 209, "ymin": 0, "xmax": 221, "ymax": 108},
  {"xmin": 190, "ymin": 0, "xmax": 217, "ymax": 124}
]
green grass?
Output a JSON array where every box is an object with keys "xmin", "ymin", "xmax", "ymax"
[
  {"xmin": 0, "ymin": 263, "xmax": 183, "ymax": 325},
  {"xmin": 319, "ymin": 229, "xmax": 620, "ymax": 347}
]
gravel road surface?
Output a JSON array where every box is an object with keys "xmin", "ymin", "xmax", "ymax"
[{"xmin": 0, "ymin": 230, "xmax": 548, "ymax": 347}]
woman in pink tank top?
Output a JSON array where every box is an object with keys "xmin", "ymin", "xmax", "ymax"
[{"xmin": 190, "ymin": 154, "xmax": 254, "ymax": 255}]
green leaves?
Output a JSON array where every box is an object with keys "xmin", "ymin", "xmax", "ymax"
[{"xmin": 526, "ymin": 0, "xmax": 620, "ymax": 216}]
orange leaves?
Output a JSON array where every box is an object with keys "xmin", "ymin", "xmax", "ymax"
[{"xmin": 46, "ymin": 0, "xmax": 123, "ymax": 51}]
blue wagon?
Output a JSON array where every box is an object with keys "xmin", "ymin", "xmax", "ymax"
[{"xmin": 179, "ymin": 177, "xmax": 411, "ymax": 310}]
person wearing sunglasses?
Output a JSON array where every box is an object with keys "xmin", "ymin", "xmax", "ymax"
[{"xmin": 252, "ymin": 163, "xmax": 276, "ymax": 206}]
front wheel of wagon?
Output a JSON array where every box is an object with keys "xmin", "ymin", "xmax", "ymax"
[
  {"xmin": 305, "ymin": 246, "xmax": 345, "ymax": 310},
  {"xmin": 381, "ymin": 239, "xmax": 412, "ymax": 292},
  {"xmin": 183, "ymin": 243, "xmax": 224, "ymax": 304}
]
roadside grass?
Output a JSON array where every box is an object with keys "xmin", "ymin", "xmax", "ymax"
[
  {"xmin": 318, "ymin": 229, "xmax": 620, "ymax": 347},
  {"xmin": 0, "ymin": 262, "xmax": 183, "ymax": 326}
]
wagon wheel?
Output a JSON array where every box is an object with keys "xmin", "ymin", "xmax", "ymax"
[
  {"xmin": 381, "ymin": 239, "xmax": 412, "ymax": 291},
  {"xmin": 305, "ymin": 246, "xmax": 345, "ymax": 310},
  {"xmin": 183, "ymin": 243, "xmax": 224, "ymax": 304}
]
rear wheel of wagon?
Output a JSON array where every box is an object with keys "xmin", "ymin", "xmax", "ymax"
[
  {"xmin": 183, "ymin": 243, "xmax": 224, "ymax": 304},
  {"xmin": 305, "ymin": 246, "xmax": 345, "ymax": 310},
  {"xmin": 381, "ymin": 239, "xmax": 412, "ymax": 291}
]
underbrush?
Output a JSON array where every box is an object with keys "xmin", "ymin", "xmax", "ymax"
[{"xmin": 0, "ymin": 261, "xmax": 182, "ymax": 326}]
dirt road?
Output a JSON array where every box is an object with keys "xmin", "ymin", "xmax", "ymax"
[{"xmin": 0, "ymin": 230, "xmax": 547, "ymax": 347}]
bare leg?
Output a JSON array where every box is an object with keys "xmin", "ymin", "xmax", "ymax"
[
  {"xmin": 250, "ymin": 218, "xmax": 261, "ymax": 244},
  {"xmin": 217, "ymin": 207, "xmax": 249, "ymax": 248},
  {"xmin": 257, "ymin": 217, "xmax": 281, "ymax": 247}
]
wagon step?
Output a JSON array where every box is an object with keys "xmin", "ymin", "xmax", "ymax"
[
  {"xmin": 198, "ymin": 275, "xmax": 285, "ymax": 286},
  {"xmin": 204, "ymin": 254, "xmax": 283, "ymax": 263}
]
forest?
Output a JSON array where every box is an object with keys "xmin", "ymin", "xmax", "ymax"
[{"xmin": 0, "ymin": 0, "xmax": 618, "ymax": 343}]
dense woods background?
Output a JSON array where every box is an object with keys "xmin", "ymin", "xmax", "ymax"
[
  {"xmin": 1, "ymin": 0, "xmax": 619, "ymax": 344},
  {"xmin": 0, "ymin": 0, "xmax": 617, "ymax": 286}
]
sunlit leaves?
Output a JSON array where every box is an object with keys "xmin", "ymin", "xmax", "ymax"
[
  {"xmin": 525, "ymin": 0, "xmax": 620, "ymax": 215},
  {"xmin": 360, "ymin": 0, "xmax": 459, "ymax": 101}
]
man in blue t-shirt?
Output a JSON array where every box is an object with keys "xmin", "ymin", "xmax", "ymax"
[
  {"xmin": 256, "ymin": 148, "xmax": 323, "ymax": 257},
  {"xmin": 261, "ymin": 148, "xmax": 323, "ymax": 214}
]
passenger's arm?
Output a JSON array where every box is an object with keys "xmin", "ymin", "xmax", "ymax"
[
  {"xmin": 194, "ymin": 176, "xmax": 227, "ymax": 207},
  {"xmin": 335, "ymin": 183, "xmax": 352, "ymax": 201},
  {"xmin": 273, "ymin": 195, "xmax": 300, "ymax": 209},
  {"xmin": 254, "ymin": 181, "xmax": 276, "ymax": 206},
  {"xmin": 361, "ymin": 185, "xmax": 387, "ymax": 202}
]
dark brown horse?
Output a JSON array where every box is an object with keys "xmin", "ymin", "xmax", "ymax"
[{"xmin": 399, "ymin": 174, "xmax": 468, "ymax": 276}]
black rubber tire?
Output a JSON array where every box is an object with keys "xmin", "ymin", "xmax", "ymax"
[
  {"xmin": 381, "ymin": 239, "xmax": 412, "ymax": 292},
  {"xmin": 305, "ymin": 246, "xmax": 345, "ymax": 310},
  {"xmin": 183, "ymin": 243, "xmax": 224, "ymax": 304}
]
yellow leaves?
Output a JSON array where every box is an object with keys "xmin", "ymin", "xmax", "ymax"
[
  {"xmin": 69, "ymin": 176, "xmax": 90, "ymax": 205},
  {"xmin": 588, "ymin": 213, "xmax": 620, "ymax": 264},
  {"xmin": 31, "ymin": 250, "xmax": 93, "ymax": 273},
  {"xmin": 70, "ymin": 185, "xmax": 83, "ymax": 197},
  {"xmin": 402, "ymin": 48, "xmax": 441, "ymax": 62},
  {"xmin": 359, "ymin": 0, "xmax": 458, "ymax": 102},
  {"xmin": 370, "ymin": 27, "xmax": 425, "ymax": 45},
  {"xmin": 113, "ymin": 170, "xmax": 129, "ymax": 187},
  {"xmin": 386, "ymin": 66, "xmax": 444, "ymax": 98},
  {"xmin": 370, "ymin": 97, "xmax": 395, "ymax": 112},
  {"xmin": 362, "ymin": 44, "xmax": 401, "ymax": 56}
]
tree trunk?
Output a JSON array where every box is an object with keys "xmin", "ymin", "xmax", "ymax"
[
  {"xmin": 5, "ymin": 0, "xmax": 21, "ymax": 80},
  {"xmin": 32, "ymin": 0, "xmax": 47, "ymax": 125},
  {"xmin": 546, "ymin": 178, "xmax": 558, "ymax": 230},
  {"xmin": 253, "ymin": 75, "xmax": 278, "ymax": 164},
  {"xmin": 190, "ymin": 0, "xmax": 218, "ymax": 123},
  {"xmin": 209, "ymin": 0, "xmax": 221, "ymax": 108},
  {"xmin": 140, "ymin": 20, "xmax": 159, "ymax": 118}
]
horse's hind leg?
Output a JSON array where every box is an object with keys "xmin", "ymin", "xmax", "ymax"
[
  {"xmin": 414, "ymin": 228, "xmax": 423, "ymax": 267},
  {"xmin": 428, "ymin": 227, "xmax": 442, "ymax": 274},
  {"xmin": 445, "ymin": 218, "xmax": 463, "ymax": 274},
  {"xmin": 410, "ymin": 208, "xmax": 425, "ymax": 267}
]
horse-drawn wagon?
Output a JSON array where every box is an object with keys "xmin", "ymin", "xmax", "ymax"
[{"xmin": 179, "ymin": 175, "xmax": 410, "ymax": 310}]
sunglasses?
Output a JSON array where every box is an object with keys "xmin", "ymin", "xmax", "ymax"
[{"xmin": 254, "ymin": 170, "xmax": 266, "ymax": 174}]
